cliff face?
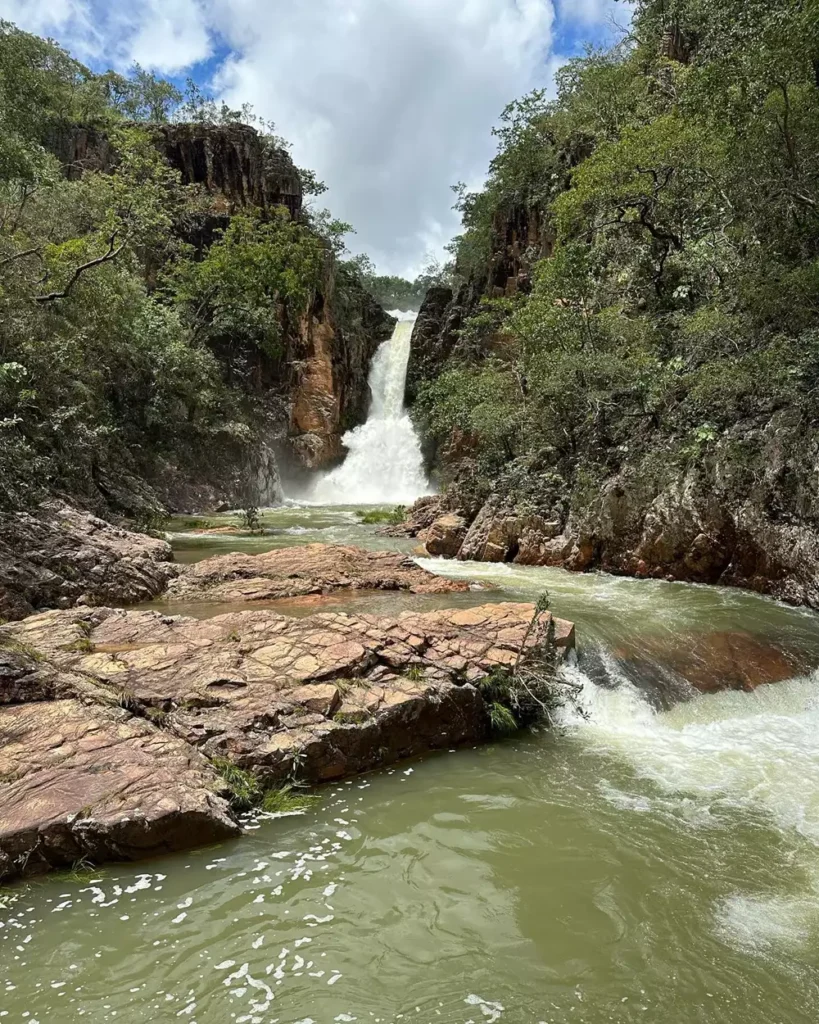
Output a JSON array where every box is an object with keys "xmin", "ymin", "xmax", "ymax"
[
  {"xmin": 50, "ymin": 121, "xmax": 303, "ymax": 218},
  {"xmin": 47, "ymin": 121, "xmax": 391, "ymax": 507},
  {"xmin": 406, "ymin": 209, "xmax": 819, "ymax": 609},
  {"xmin": 286, "ymin": 273, "xmax": 395, "ymax": 472},
  {"xmin": 150, "ymin": 123, "xmax": 303, "ymax": 219}
]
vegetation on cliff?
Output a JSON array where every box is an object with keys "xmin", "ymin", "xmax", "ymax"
[
  {"xmin": 0, "ymin": 22, "xmax": 384, "ymax": 517},
  {"xmin": 409, "ymin": 0, "xmax": 819, "ymax": 597}
]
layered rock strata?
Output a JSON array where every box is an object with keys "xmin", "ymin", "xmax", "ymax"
[
  {"xmin": 164, "ymin": 543, "xmax": 471, "ymax": 604},
  {"xmin": 0, "ymin": 502, "xmax": 176, "ymax": 622}
]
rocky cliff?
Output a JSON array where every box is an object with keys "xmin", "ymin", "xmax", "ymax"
[
  {"xmin": 50, "ymin": 121, "xmax": 303, "ymax": 218},
  {"xmin": 406, "ymin": 210, "xmax": 819, "ymax": 609},
  {"xmin": 47, "ymin": 121, "xmax": 393, "ymax": 506}
]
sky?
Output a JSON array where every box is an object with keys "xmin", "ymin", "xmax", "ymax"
[{"xmin": 0, "ymin": 0, "xmax": 629, "ymax": 276}]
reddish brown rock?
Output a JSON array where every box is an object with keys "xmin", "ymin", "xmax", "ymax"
[
  {"xmin": 166, "ymin": 543, "xmax": 472, "ymax": 604},
  {"xmin": 1, "ymin": 600, "xmax": 574, "ymax": 881},
  {"xmin": 0, "ymin": 699, "xmax": 238, "ymax": 883},
  {"xmin": 0, "ymin": 501, "xmax": 177, "ymax": 621},
  {"xmin": 420, "ymin": 514, "xmax": 470, "ymax": 558}
]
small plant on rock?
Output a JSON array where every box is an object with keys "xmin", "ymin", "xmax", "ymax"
[
  {"xmin": 212, "ymin": 756, "xmax": 261, "ymax": 811},
  {"xmin": 479, "ymin": 591, "xmax": 584, "ymax": 736}
]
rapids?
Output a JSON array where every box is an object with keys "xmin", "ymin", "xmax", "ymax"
[{"xmin": 2, "ymin": 505, "xmax": 819, "ymax": 1024}]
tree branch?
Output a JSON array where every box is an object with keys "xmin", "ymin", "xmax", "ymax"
[
  {"xmin": 35, "ymin": 234, "xmax": 125, "ymax": 303},
  {"xmin": 0, "ymin": 246, "xmax": 42, "ymax": 270}
]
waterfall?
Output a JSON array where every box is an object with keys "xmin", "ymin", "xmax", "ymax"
[{"xmin": 310, "ymin": 311, "xmax": 432, "ymax": 505}]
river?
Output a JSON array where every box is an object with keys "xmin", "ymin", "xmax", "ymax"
[{"xmin": 2, "ymin": 504, "xmax": 819, "ymax": 1024}]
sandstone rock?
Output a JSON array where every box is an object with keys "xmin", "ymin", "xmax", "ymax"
[
  {"xmin": 613, "ymin": 631, "xmax": 805, "ymax": 694},
  {"xmin": 0, "ymin": 699, "xmax": 238, "ymax": 883},
  {"xmin": 166, "ymin": 543, "xmax": 470, "ymax": 604},
  {"xmin": 287, "ymin": 286, "xmax": 396, "ymax": 473},
  {"xmin": 421, "ymin": 514, "xmax": 469, "ymax": 558},
  {"xmin": 0, "ymin": 502, "xmax": 177, "ymax": 621},
  {"xmin": 378, "ymin": 495, "xmax": 453, "ymax": 538},
  {"xmin": 0, "ymin": 600, "xmax": 573, "ymax": 880},
  {"xmin": 459, "ymin": 499, "xmax": 563, "ymax": 565}
]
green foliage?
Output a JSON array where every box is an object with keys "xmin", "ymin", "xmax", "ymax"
[
  {"xmin": 212, "ymin": 757, "xmax": 262, "ymax": 812},
  {"xmin": 239, "ymin": 506, "xmax": 262, "ymax": 533},
  {"xmin": 419, "ymin": 0, "xmax": 819, "ymax": 518},
  {"xmin": 333, "ymin": 710, "xmax": 371, "ymax": 725},
  {"xmin": 260, "ymin": 785, "xmax": 320, "ymax": 815},
  {"xmin": 0, "ymin": 21, "xmax": 373, "ymax": 516},
  {"xmin": 212, "ymin": 757, "xmax": 318, "ymax": 815},
  {"xmin": 170, "ymin": 211, "xmax": 325, "ymax": 362},
  {"xmin": 488, "ymin": 702, "xmax": 519, "ymax": 736},
  {"xmin": 351, "ymin": 257, "xmax": 453, "ymax": 311},
  {"xmin": 357, "ymin": 505, "xmax": 406, "ymax": 525}
]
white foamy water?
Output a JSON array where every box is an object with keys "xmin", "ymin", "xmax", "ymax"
[
  {"xmin": 559, "ymin": 658, "xmax": 819, "ymax": 954},
  {"xmin": 558, "ymin": 660, "xmax": 819, "ymax": 844},
  {"xmin": 311, "ymin": 312, "xmax": 432, "ymax": 505}
]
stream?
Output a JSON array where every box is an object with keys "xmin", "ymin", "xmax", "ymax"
[{"xmin": 2, "ymin": 504, "xmax": 819, "ymax": 1024}]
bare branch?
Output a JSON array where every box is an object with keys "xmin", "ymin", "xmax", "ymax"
[
  {"xmin": 35, "ymin": 234, "xmax": 125, "ymax": 303},
  {"xmin": 0, "ymin": 247, "xmax": 42, "ymax": 270}
]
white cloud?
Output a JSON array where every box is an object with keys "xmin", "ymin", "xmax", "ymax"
[
  {"xmin": 0, "ymin": 0, "xmax": 625, "ymax": 273},
  {"xmin": 206, "ymin": 0, "xmax": 557, "ymax": 274},
  {"xmin": 111, "ymin": 0, "xmax": 212, "ymax": 73},
  {"xmin": 0, "ymin": 0, "xmax": 210, "ymax": 69}
]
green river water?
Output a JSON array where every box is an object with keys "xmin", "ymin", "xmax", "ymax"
[{"xmin": 2, "ymin": 504, "xmax": 819, "ymax": 1024}]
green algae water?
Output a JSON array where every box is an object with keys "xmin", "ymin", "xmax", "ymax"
[{"xmin": 3, "ymin": 505, "xmax": 819, "ymax": 1024}]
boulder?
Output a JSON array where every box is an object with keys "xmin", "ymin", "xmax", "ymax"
[
  {"xmin": 420, "ymin": 514, "xmax": 470, "ymax": 558},
  {"xmin": 613, "ymin": 630, "xmax": 806, "ymax": 694},
  {"xmin": 0, "ymin": 600, "xmax": 574, "ymax": 880},
  {"xmin": 0, "ymin": 502, "xmax": 177, "ymax": 621},
  {"xmin": 166, "ymin": 543, "xmax": 472, "ymax": 604}
]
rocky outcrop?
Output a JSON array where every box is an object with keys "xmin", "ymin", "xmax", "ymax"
[
  {"xmin": 286, "ymin": 282, "xmax": 395, "ymax": 471},
  {"xmin": 166, "ymin": 543, "xmax": 474, "ymax": 604},
  {"xmin": 150, "ymin": 123, "xmax": 303, "ymax": 219},
  {"xmin": 405, "ymin": 286, "xmax": 461, "ymax": 407},
  {"xmin": 49, "ymin": 121, "xmax": 303, "ymax": 219},
  {"xmin": 47, "ymin": 122, "xmax": 394, "ymax": 488},
  {"xmin": 0, "ymin": 502, "xmax": 177, "ymax": 621},
  {"xmin": 401, "ymin": 451, "xmax": 819, "ymax": 609},
  {"xmin": 0, "ymin": 600, "xmax": 574, "ymax": 881},
  {"xmin": 0, "ymin": 682, "xmax": 239, "ymax": 881}
]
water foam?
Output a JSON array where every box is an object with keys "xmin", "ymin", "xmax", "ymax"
[
  {"xmin": 559, "ymin": 659, "xmax": 819, "ymax": 842},
  {"xmin": 559, "ymin": 659, "xmax": 819, "ymax": 953},
  {"xmin": 310, "ymin": 312, "xmax": 432, "ymax": 505}
]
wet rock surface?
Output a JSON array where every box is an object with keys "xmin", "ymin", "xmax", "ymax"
[
  {"xmin": 0, "ymin": 502, "xmax": 177, "ymax": 621},
  {"xmin": 166, "ymin": 543, "xmax": 472, "ymax": 604},
  {"xmin": 0, "ymin": 601, "xmax": 573, "ymax": 882}
]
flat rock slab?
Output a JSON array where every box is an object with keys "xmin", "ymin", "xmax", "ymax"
[
  {"xmin": 1, "ymin": 601, "xmax": 573, "ymax": 881},
  {"xmin": 0, "ymin": 697, "xmax": 237, "ymax": 882},
  {"xmin": 165, "ymin": 543, "xmax": 473, "ymax": 604}
]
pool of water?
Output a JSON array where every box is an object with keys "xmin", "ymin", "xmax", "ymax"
[
  {"xmin": 166, "ymin": 504, "xmax": 416, "ymax": 564},
  {"xmin": 3, "ymin": 504, "xmax": 819, "ymax": 1024}
]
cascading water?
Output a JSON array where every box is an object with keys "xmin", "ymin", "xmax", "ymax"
[{"xmin": 310, "ymin": 311, "xmax": 432, "ymax": 505}]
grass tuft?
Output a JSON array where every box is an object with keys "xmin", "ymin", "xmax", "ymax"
[
  {"xmin": 212, "ymin": 756, "xmax": 261, "ymax": 811},
  {"xmin": 357, "ymin": 505, "xmax": 406, "ymax": 525},
  {"xmin": 260, "ymin": 785, "xmax": 320, "ymax": 815},
  {"xmin": 489, "ymin": 702, "xmax": 519, "ymax": 736}
]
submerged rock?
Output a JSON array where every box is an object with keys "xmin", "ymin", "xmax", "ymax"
[
  {"xmin": 166, "ymin": 543, "xmax": 472, "ymax": 604},
  {"xmin": 0, "ymin": 502, "xmax": 177, "ymax": 621},
  {"xmin": 0, "ymin": 601, "xmax": 574, "ymax": 881}
]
